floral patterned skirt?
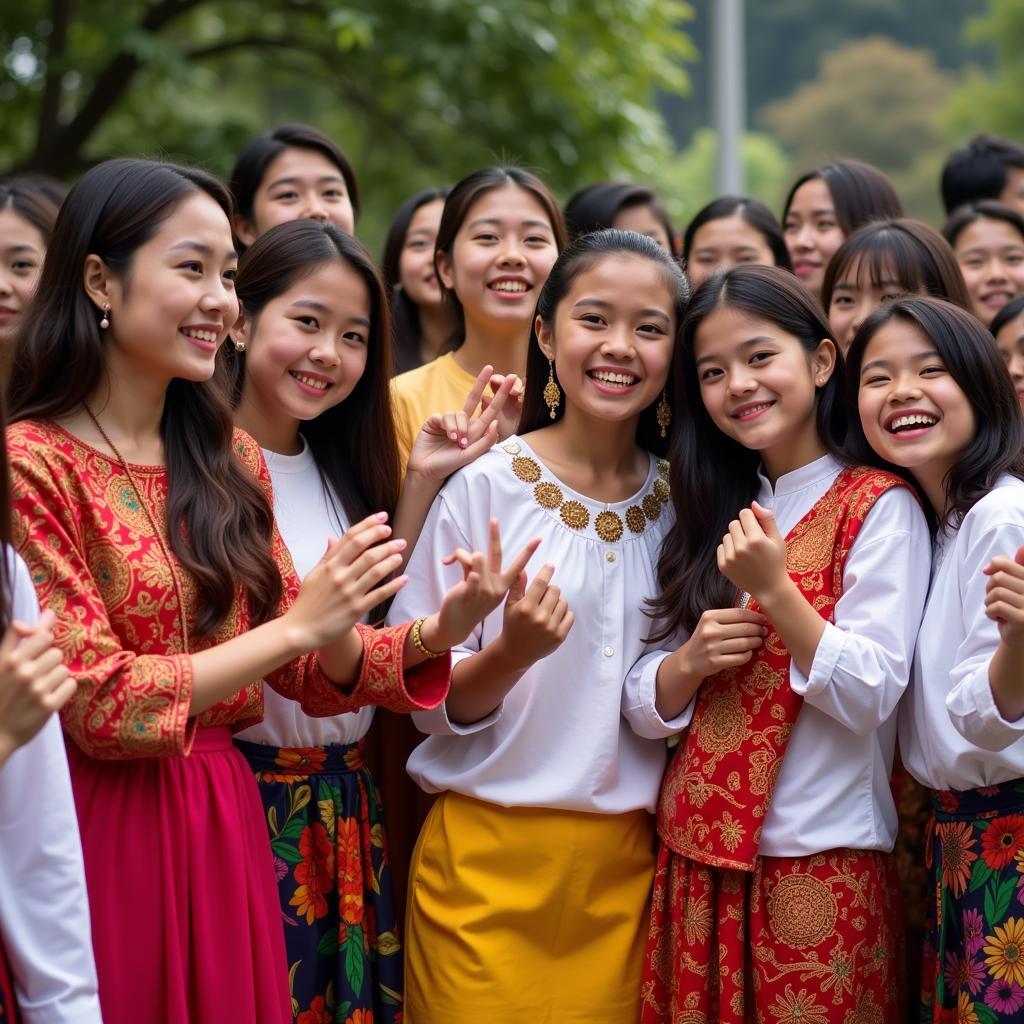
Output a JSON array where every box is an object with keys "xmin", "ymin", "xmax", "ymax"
[
  {"xmin": 235, "ymin": 739, "xmax": 402, "ymax": 1024},
  {"xmin": 922, "ymin": 778, "xmax": 1024, "ymax": 1022}
]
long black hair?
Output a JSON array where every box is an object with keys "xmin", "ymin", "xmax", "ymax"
[
  {"xmin": 845, "ymin": 296, "xmax": 1024, "ymax": 530},
  {"xmin": 650, "ymin": 265, "xmax": 847, "ymax": 639},
  {"xmin": 783, "ymin": 159, "xmax": 903, "ymax": 236},
  {"xmin": 518, "ymin": 229, "xmax": 689, "ymax": 456},
  {"xmin": 563, "ymin": 181, "xmax": 677, "ymax": 254},
  {"xmin": 382, "ymin": 186, "xmax": 450, "ymax": 374},
  {"xmin": 7, "ymin": 158, "xmax": 282, "ymax": 637},
  {"xmin": 226, "ymin": 219, "xmax": 401, "ymax": 527}
]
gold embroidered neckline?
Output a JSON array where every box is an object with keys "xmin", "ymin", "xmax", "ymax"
[{"xmin": 501, "ymin": 440, "xmax": 669, "ymax": 542}]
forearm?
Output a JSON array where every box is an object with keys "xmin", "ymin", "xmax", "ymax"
[
  {"xmin": 189, "ymin": 617, "xmax": 306, "ymax": 715},
  {"xmin": 989, "ymin": 640, "xmax": 1024, "ymax": 722},
  {"xmin": 393, "ymin": 471, "xmax": 443, "ymax": 571},
  {"xmin": 655, "ymin": 653, "xmax": 704, "ymax": 721},
  {"xmin": 756, "ymin": 578, "xmax": 827, "ymax": 679},
  {"xmin": 445, "ymin": 637, "xmax": 529, "ymax": 725}
]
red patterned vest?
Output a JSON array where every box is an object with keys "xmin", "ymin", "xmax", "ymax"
[{"xmin": 657, "ymin": 467, "xmax": 910, "ymax": 871}]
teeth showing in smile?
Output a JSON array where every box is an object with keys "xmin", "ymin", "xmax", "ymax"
[
  {"xmin": 291, "ymin": 372, "xmax": 330, "ymax": 391},
  {"xmin": 888, "ymin": 413, "xmax": 937, "ymax": 433},
  {"xmin": 490, "ymin": 281, "xmax": 528, "ymax": 293},
  {"xmin": 182, "ymin": 328, "xmax": 218, "ymax": 343},
  {"xmin": 591, "ymin": 370, "xmax": 638, "ymax": 386},
  {"xmin": 735, "ymin": 402, "xmax": 772, "ymax": 418}
]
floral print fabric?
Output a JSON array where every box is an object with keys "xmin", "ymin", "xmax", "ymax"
[
  {"xmin": 922, "ymin": 779, "xmax": 1024, "ymax": 1022},
  {"xmin": 236, "ymin": 740, "xmax": 402, "ymax": 1024}
]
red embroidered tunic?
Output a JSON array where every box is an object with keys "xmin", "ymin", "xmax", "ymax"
[{"xmin": 7, "ymin": 420, "xmax": 449, "ymax": 761}]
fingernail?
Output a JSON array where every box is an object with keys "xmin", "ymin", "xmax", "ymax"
[
  {"xmin": 459, "ymin": 438, "xmax": 468, "ymax": 448},
  {"xmin": 450, "ymin": 432, "xmax": 458, "ymax": 441},
  {"xmin": 375, "ymin": 511, "xmax": 388, "ymax": 521},
  {"xmin": 393, "ymin": 539, "xmax": 407, "ymax": 548}
]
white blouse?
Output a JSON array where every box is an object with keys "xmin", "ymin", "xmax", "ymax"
[
  {"xmin": 902, "ymin": 475, "xmax": 1024, "ymax": 790},
  {"xmin": 234, "ymin": 440, "xmax": 374, "ymax": 748},
  {"xmin": 0, "ymin": 553, "xmax": 102, "ymax": 1023},
  {"xmin": 626, "ymin": 455, "xmax": 932, "ymax": 857},
  {"xmin": 387, "ymin": 435, "xmax": 686, "ymax": 814}
]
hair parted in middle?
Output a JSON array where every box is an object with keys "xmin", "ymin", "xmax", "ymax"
[
  {"xmin": 783, "ymin": 159, "xmax": 904, "ymax": 236},
  {"xmin": 649, "ymin": 264, "xmax": 847, "ymax": 640},
  {"xmin": 226, "ymin": 218, "xmax": 400, "ymax": 530}
]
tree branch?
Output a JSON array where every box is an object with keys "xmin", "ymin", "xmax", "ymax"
[{"xmin": 36, "ymin": 0, "xmax": 74, "ymax": 151}]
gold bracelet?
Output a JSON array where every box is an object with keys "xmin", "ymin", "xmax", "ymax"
[{"xmin": 411, "ymin": 616, "xmax": 448, "ymax": 658}]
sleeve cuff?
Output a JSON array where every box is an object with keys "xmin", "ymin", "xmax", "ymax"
[
  {"xmin": 947, "ymin": 669, "xmax": 1024, "ymax": 751},
  {"xmin": 789, "ymin": 621, "xmax": 845, "ymax": 697},
  {"xmin": 355, "ymin": 621, "xmax": 452, "ymax": 713},
  {"xmin": 411, "ymin": 649, "xmax": 502, "ymax": 735},
  {"xmin": 626, "ymin": 652, "xmax": 695, "ymax": 738}
]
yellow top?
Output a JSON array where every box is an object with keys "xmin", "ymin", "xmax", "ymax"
[{"xmin": 392, "ymin": 352, "xmax": 480, "ymax": 467}]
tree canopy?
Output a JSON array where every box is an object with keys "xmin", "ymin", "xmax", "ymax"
[{"xmin": 1, "ymin": 0, "xmax": 695, "ymax": 241}]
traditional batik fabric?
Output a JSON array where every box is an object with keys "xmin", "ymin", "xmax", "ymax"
[
  {"xmin": 236, "ymin": 740, "xmax": 402, "ymax": 1024},
  {"xmin": 641, "ymin": 845, "xmax": 900, "ymax": 1024},
  {"xmin": 921, "ymin": 779, "xmax": 1024, "ymax": 1023}
]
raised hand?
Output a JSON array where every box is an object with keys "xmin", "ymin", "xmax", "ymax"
[
  {"xmin": 493, "ymin": 562, "xmax": 574, "ymax": 669},
  {"xmin": 421, "ymin": 518, "xmax": 541, "ymax": 652},
  {"xmin": 479, "ymin": 372, "xmax": 524, "ymax": 442},
  {"xmin": 0, "ymin": 609, "xmax": 76, "ymax": 767},
  {"xmin": 283, "ymin": 513, "xmax": 409, "ymax": 651},
  {"xmin": 406, "ymin": 365, "xmax": 520, "ymax": 483},
  {"xmin": 984, "ymin": 544, "xmax": 1024, "ymax": 648},
  {"xmin": 717, "ymin": 501, "xmax": 789, "ymax": 604},
  {"xmin": 674, "ymin": 608, "xmax": 769, "ymax": 681}
]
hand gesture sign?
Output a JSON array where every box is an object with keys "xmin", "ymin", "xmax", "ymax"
[
  {"xmin": 717, "ymin": 501, "xmax": 789, "ymax": 604},
  {"xmin": 498, "ymin": 562, "xmax": 575, "ymax": 668},
  {"xmin": 427, "ymin": 518, "xmax": 541, "ymax": 650},
  {"xmin": 407, "ymin": 366, "xmax": 520, "ymax": 483},
  {"xmin": 479, "ymin": 372, "xmax": 525, "ymax": 442},
  {"xmin": 984, "ymin": 544, "xmax": 1024, "ymax": 649}
]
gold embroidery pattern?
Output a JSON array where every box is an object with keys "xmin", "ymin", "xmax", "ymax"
[
  {"xmin": 767, "ymin": 874, "xmax": 838, "ymax": 948},
  {"xmin": 502, "ymin": 441, "xmax": 670, "ymax": 542}
]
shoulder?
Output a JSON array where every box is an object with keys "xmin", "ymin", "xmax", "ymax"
[
  {"xmin": 6, "ymin": 419, "xmax": 67, "ymax": 464},
  {"xmin": 958, "ymin": 476, "xmax": 1024, "ymax": 540},
  {"xmin": 231, "ymin": 427, "xmax": 269, "ymax": 478}
]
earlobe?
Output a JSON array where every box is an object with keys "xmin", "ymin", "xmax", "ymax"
[
  {"xmin": 234, "ymin": 217, "xmax": 257, "ymax": 248},
  {"xmin": 435, "ymin": 250, "xmax": 454, "ymax": 291},
  {"xmin": 535, "ymin": 317, "xmax": 555, "ymax": 361},
  {"xmin": 229, "ymin": 310, "xmax": 251, "ymax": 352},
  {"xmin": 813, "ymin": 338, "xmax": 838, "ymax": 385}
]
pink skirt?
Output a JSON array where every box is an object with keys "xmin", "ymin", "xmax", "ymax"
[{"xmin": 68, "ymin": 727, "xmax": 290, "ymax": 1024}]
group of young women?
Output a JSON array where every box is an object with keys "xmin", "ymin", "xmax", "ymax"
[{"xmin": 0, "ymin": 124, "xmax": 1023, "ymax": 1024}]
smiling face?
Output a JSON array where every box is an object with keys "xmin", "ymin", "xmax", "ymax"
[
  {"xmin": 0, "ymin": 207, "xmax": 46, "ymax": 345},
  {"xmin": 437, "ymin": 184, "xmax": 558, "ymax": 334},
  {"xmin": 687, "ymin": 214, "xmax": 775, "ymax": 291},
  {"xmin": 784, "ymin": 178, "xmax": 845, "ymax": 297},
  {"xmin": 694, "ymin": 305, "xmax": 835, "ymax": 476},
  {"xmin": 953, "ymin": 217, "xmax": 1024, "ymax": 326},
  {"xmin": 88, "ymin": 191, "xmax": 239, "ymax": 387},
  {"xmin": 857, "ymin": 319, "xmax": 976, "ymax": 506},
  {"xmin": 612, "ymin": 202, "xmax": 674, "ymax": 253},
  {"xmin": 828, "ymin": 255, "xmax": 912, "ymax": 354},
  {"xmin": 399, "ymin": 198, "xmax": 444, "ymax": 309},
  {"xmin": 236, "ymin": 147, "xmax": 354, "ymax": 245},
  {"xmin": 994, "ymin": 310, "xmax": 1024, "ymax": 411},
  {"xmin": 536, "ymin": 254, "xmax": 676, "ymax": 429},
  {"xmin": 236, "ymin": 260, "xmax": 371, "ymax": 443}
]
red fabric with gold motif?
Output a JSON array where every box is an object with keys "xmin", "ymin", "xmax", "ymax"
[
  {"xmin": 6, "ymin": 420, "xmax": 450, "ymax": 761},
  {"xmin": 640, "ymin": 844, "xmax": 901, "ymax": 1023},
  {"xmin": 657, "ymin": 467, "xmax": 909, "ymax": 871}
]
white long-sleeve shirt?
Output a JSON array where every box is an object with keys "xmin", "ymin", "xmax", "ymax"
[
  {"xmin": 234, "ymin": 440, "xmax": 373, "ymax": 747},
  {"xmin": 625, "ymin": 455, "xmax": 931, "ymax": 856},
  {"xmin": 0, "ymin": 552, "xmax": 102, "ymax": 1023},
  {"xmin": 387, "ymin": 436, "xmax": 687, "ymax": 814},
  {"xmin": 902, "ymin": 475, "xmax": 1024, "ymax": 789}
]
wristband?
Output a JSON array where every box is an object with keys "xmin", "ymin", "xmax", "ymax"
[{"xmin": 411, "ymin": 616, "xmax": 448, "ymax": 658}]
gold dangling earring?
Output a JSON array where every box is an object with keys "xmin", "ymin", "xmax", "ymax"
[
  {"xmin": 543, "ymin": 358, "xmax": 561, "ymax": 420},
  {"xmin": 656, "ymin": 389, "xmax": 671, "ymax": 439},
  {"xmin": 99, "ymin": 303, "xmax": 110, "ymax": 329},
  {"xmin": 233, "ymin": 338, "xmax": 246, "ymax": 353}
]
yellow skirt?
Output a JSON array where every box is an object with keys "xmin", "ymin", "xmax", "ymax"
[{"xmin": 404, "ymin": 791, "xmax": 655, "ymax": 1024}]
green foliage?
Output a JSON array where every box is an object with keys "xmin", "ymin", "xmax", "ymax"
[
  {"xmin": 651, "ymin": 128, "xmax": 792, "ymax": 230},
  {"xmin": 0, "ymin": 0, "xmax": 695, "ymax": 250},
  {"xmin": 759, "ymin": 35, "xmax": 953, "ymax": 224},
  {"xmin": 945, "ymin": 0, "xmax": 1024, "ymax": 141}
]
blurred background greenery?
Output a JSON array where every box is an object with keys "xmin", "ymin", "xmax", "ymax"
[{"xmin": 1, "ymin": 0, "xmax": 1021, "ymax": 249}]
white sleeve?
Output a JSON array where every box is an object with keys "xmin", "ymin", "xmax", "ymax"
[
  {"xmin": 789, "ymin": 487, "xmax": 930, "ymax": 736},
  {"xmin": 621, "ymin": 636, "xmax": 696, "ymax": 740},
  {"xmin": 0, "ymin": 555, "xmax": 102, "ymax": 1023},
  {"xmin": 387, "ymin": 486, "xmax": 502, "ymax": 738},
  {"xmin": 946, "ymin": 516, "xmax": 1024, "ymax": 751}
]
